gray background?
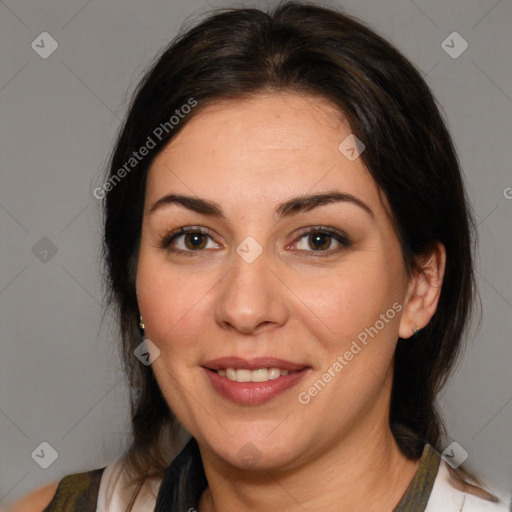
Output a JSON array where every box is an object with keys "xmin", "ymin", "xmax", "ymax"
[{"xmin": 1, "ymin": 0, "xmax": 511, "ymax": 505}]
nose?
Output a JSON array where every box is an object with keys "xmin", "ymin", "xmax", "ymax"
[{"xmin": 214, "ymin": 246, "xmax": 288, "ymax": 335}]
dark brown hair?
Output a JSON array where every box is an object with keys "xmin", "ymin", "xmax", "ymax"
[{"xmin": 101, "ymin": 0, "xmax": 478, "ymax": 484}]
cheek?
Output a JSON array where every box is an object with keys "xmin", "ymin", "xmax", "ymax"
[
  {"xmin": 294, "ymin": 259, "xmax": 403, "ymax": 348},
  {"xmin": 136, "ymin": 251, "xmax": 217, "ymax": 357},
  {"xmin": 294, "ymin": 269, "xmax": 401, "ymax": 413}
]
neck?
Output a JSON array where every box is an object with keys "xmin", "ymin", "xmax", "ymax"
[{"xmin": 197, "ymin": 414, "xmax": 420, "ymax": 512}]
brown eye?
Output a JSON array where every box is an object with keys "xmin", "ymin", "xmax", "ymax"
[
  {"xmin": 159, "ymin": 227, "xmax": 220, "ymax": 254},
  {"xmin": 307, "ymin": 232, "xmax": 332, "ymax": 251},
  {"xmin": 183, "ymin": 232, "xmax": 208, "ymax": 250},
  {"xmin": 292, "ymin": 227, "xmax": 352, "ymax": 254}
]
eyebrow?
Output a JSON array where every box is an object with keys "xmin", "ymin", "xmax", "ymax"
[{"xmin": 148, "ymin": 191, "xmax": 374, "ymax": 220}]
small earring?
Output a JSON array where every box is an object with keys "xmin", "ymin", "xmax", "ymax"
[
  {"xmin": 139, "ymin": 316, "xmax": 145, "ymax": 333},
  {"xmin": 413, "ymin": 326, "xmax": 420, "ymax": 335}
]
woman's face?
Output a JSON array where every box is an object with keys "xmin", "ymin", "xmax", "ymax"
[{"xmin": 137, "ymin": 92, "xmax": 417, "ymax": 470}]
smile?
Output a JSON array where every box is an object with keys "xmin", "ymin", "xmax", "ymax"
[{"xmin": 217, "ymin": 367, "xmax": 298, "ymax": 382}]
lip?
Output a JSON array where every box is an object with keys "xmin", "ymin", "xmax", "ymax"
[
  {"xmin": 202, "ymin": 356, "xmax": 308, "ymax": 372},
  {"xmin": 202, "ymin": 358, "xmax": 311, "ymax": 405}
]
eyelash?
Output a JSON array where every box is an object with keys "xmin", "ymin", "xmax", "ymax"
[{"xmin": 158, "ymin": 226, "xmax": 352, "ymax": 257}]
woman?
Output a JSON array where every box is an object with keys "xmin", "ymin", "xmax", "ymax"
[{"xmin": 8, "ymin": 1, "xmax": 511, "ymax": 511}]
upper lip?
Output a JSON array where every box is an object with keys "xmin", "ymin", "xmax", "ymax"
[{"xmin": 202, "ymin": 357, "xmax": 309, "ymax": 371}]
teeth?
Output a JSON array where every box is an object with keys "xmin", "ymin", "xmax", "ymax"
[
  {"xmin": 220, "ymin": 367, "xmax": 297, "ymax": 382},
  {"xmin": 268, "ymin": 368, "xmax": 281, "ymax": 380}
]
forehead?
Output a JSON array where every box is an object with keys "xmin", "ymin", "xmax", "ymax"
[{"xmin": 146, "ymin": 92, "xmax": 387, "ymax": 218}]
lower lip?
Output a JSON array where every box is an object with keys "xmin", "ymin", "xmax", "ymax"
[{"xmin": 203, "ymin": 367, "xmax": 309, "ymax": 405}]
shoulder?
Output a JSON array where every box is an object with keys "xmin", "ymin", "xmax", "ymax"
[
  {"xmin": 6, "ymin": 455, "xmax": 163, "ymax": 512},
  {"xmin": 96, "ymin": 455, "xmax": 161, "ymax": 512},
  {"xmin": 5, "ymin": 467, "xmax": 105, "ymax": 512},
  {"xmin": 4, "ymin": 481, "xmax": 59, "ymax": 512},
  {"xmin": 426, "ymin": 459, "xmax": 512, "ymax": 511}
]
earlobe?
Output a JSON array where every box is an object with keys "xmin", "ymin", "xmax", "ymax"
[{"xmin": 398, "ymin": 242, "xmax": 447, "ymax": 339}]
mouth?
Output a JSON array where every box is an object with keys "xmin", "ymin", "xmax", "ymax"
[
  {"xmin": 202, "ymin": 357, "xmax": 311, "ymax": 405},
  {"xmin": 215, "ymin": 367, "xmax": 297, "ymax": 382}
]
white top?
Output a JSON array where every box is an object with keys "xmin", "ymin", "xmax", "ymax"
[
  {"xmin": 95, "ymin": 454, "xmax": 511, "ymax": 512},
  {"xmin": 95, "ymin": 455, "xmax": 160, "ymax": 512},
  {"xmin": 425, "ymin": 459, "xmax": 511, "ymax": 511}
]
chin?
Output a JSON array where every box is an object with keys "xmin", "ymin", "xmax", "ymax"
[{"xmin": 199, "ymin": 427, "xmax": 310, "ymax": 471}]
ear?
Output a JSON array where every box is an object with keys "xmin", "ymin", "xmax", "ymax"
[{"xmin": 398, "ymin": 242, "xmax": 446, "ymax": 339}]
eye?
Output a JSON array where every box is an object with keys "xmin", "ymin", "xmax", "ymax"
[
  {"xmin": 290, "ymin": 227, "xmax": 351, "ymax": 254},
  {"xmin": 159, "ymin": 226, "xmax": 220, "ymax": 254},
  {"xmin": 158, "ymin": 225, "xmax": 351, "ymax": 256}
]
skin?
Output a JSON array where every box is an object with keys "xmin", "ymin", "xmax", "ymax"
[
  {"xmin": 136, "ymin": 92, "xmax": 446, "ymax": 512},
  {"xmin": 4, "ymin": 481, "xmax": 58, "ymax": 512}
]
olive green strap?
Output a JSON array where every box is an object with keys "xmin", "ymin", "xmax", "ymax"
[
  {"xmin": 393, "ymin": 444, "xmax": 441, "ymax": 512},
  {"xmin": 42, "ymin": 468, "xmax": 105, "ymax": 512}
]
